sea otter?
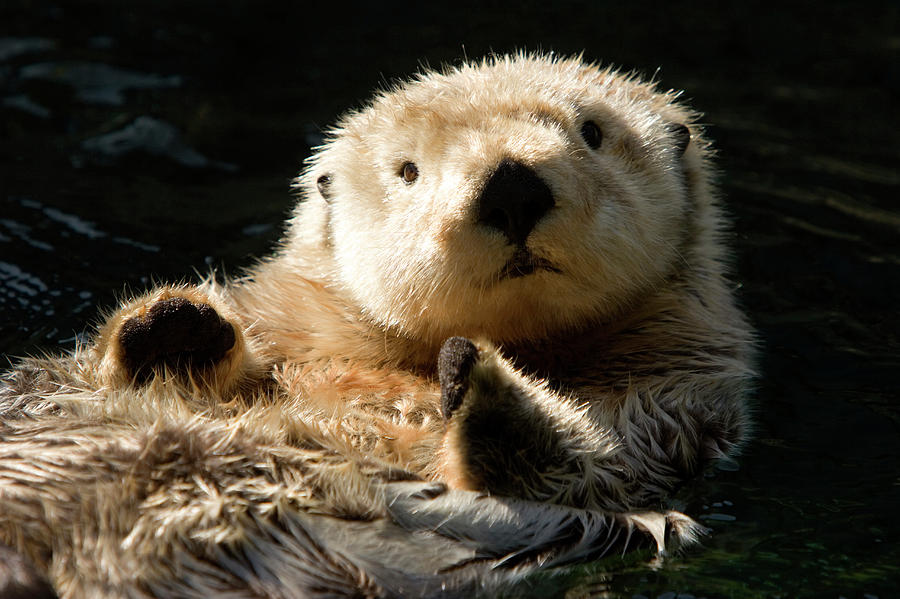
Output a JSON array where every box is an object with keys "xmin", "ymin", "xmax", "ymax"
[{"xmin": 0, "ymin": 53, "xmax": 754, "ymax": 598}]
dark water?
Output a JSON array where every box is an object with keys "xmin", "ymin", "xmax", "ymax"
[{"xmin": 2, "ymin": 2, "xmax": 898, "ymax": 597}]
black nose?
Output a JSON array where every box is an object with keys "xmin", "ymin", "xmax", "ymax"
[{"xmin": 476, "ymin": 159, "xmax": 554, "ymax": 246}]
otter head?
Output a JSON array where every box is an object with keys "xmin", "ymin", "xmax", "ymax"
[{"xmin": 292, "ymin": 54, "xmax": 712, "ymax": 344}]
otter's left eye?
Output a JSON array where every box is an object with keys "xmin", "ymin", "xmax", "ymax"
[
  {"xmin": 400, "ymin": 162, "xmax": 419, "ymax": 184},
  {"xmin": 580, "ymin": 121, "xmax": 603, "ymax": 149}
]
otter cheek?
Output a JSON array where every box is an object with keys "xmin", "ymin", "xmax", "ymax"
[{"xmin": 329, "ymin": 204, "xmax": 388, "ymax": 302}]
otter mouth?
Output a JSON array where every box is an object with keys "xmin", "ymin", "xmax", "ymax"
[{"xmin": 499, "ymin": 248, "xmax": 560, "ymax": 279}]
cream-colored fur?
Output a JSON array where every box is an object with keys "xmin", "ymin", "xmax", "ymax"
[{"xmin": 1, "ymin": 54, "xmax": 754, "ymax": 597}]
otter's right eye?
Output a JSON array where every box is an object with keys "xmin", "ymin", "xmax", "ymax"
[
  {"xmin": 316, "ymin": 174, "xmax": 333, "ymax": 201},
  {"xmin": 580, "ymin": 121, "xmax": 603, "ymax": 149},
  {"xmin": 400, "ymin": 162, "xmax": 419, "ymax": 184}
]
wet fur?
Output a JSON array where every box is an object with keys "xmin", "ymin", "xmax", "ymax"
[{"xmin": 1, "ymin": 54, "xmax": 754, "ymax": 597}]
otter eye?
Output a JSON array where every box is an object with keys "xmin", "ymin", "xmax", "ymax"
[
  {"xmin": 580, "ymin": 121, "xmax": 603, "ymax": 149},
  {"xmin": 316, "ymin": 174, "xmax": 333, "ymax": 201},
  {"xmin": 400, "ymin": 162, "xmax": 419, "ymax": 184}
]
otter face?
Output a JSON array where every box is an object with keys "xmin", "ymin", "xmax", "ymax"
[{"xmin": 298, "ymin": 55, "xmax": 707, "ymax": 343}]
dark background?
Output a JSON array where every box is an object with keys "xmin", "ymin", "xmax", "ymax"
[{"xmin": 2, "ymin": 1, "xmax": 898, "ymax": 597}]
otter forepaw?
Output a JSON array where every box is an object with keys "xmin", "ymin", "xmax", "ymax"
[
  {"xmin": 437, "ymin": 339, "xmax": 557, "ymax": 496},
  {"xmin": 119, "ymin": 297, "xmax": 235, "ymax": 383},
  {"xmin": 438, "ymin": 336, "xmax": 479, "ymax": 419},
  {"xmin": 93, "ymin": 286, "xmax": 252, "ymax": 391},
  {"xmin": 437, "ymin": 340, "xmax": 622, "ymax": 509}
]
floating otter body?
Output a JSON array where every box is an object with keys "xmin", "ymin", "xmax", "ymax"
[{"xmin": 0, "ymin": 54, "xmax": 755, "ymax": 597}]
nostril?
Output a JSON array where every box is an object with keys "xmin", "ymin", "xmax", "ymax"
[
  {"xmin": 481, "ymin": 206, "xmax": 508, "ymax": 234},
  {"xmin": 476, "ymin": 159, "xmax": 554, "ymax": 246}
]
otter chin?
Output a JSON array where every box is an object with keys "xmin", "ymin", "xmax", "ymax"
[{"xmin": 498, "ymin": 248, "xmax": 560, "ymax": 280}]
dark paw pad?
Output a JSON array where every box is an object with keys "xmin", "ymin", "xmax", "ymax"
[
  {"xmin": 119, "ymin": 297, "xmax": 235, "ymax": 383},
  {"xmin": 438, "ymin": 337, "xmax": 479, "ymax": 419}
]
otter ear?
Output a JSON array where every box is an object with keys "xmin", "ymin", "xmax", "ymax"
[
  {"xmin": 316, "ymin": 173, "xmax": 334, "ymax": 202},
  {"xmin": 667, "ymin": 123, "xmax": 691, "ymax": 156}
]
